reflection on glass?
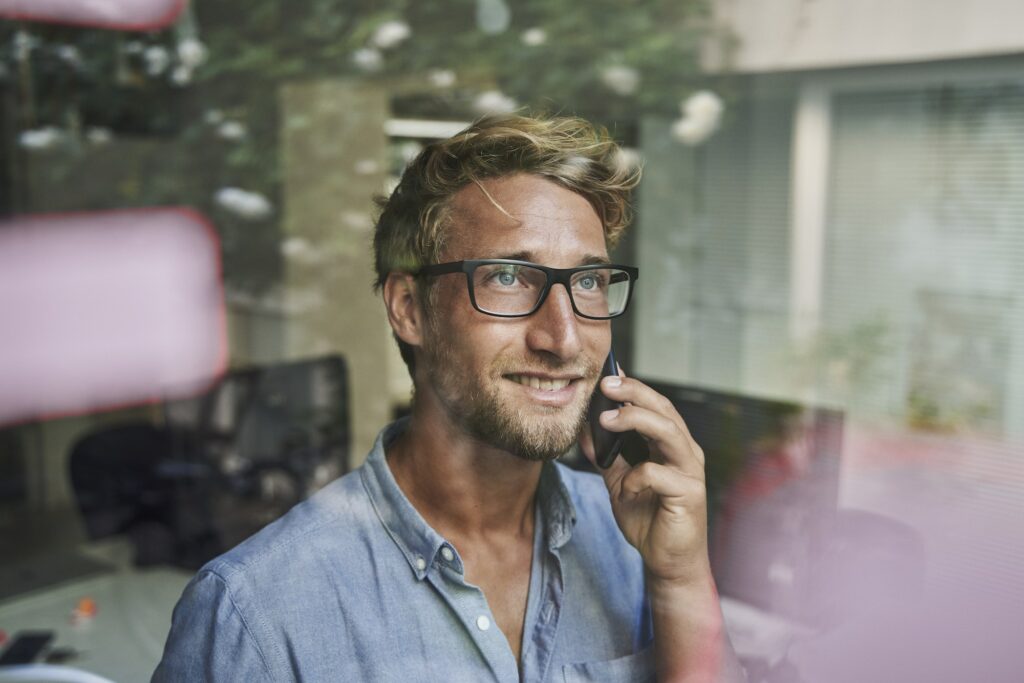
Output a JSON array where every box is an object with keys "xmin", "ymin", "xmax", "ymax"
[{"xmin": 1, "ymin": 1, "xmax": 1023, "ymax": 681}]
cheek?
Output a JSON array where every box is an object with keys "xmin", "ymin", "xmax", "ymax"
[
  {"xmin": 425, "ymin": 280, "xmax": 466, "ymax": 334},
  {"xmin": 584, "ymin": 322, "xmax": 612, "ymax": 356},
  {"xmin": 429, "ymin": 285, "xmax": 503, "ymax": 363}
]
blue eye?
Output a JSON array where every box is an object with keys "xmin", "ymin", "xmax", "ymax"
[
  {"xmin": 497, "ymin": 271, "xmax": 516, "ymax": 286},
  {"xmin": 574, "ymin": 271, "xmax": 607, "ymax": 292}
]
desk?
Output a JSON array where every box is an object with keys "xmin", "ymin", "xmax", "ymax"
[{"xmin": 0, "ymin": 560, "xmax": 190, "ymax": 682}]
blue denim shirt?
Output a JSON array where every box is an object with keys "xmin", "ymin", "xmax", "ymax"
[{"xmin": 153, "ymin": 419, "xmax": 654, "ymax": 682}]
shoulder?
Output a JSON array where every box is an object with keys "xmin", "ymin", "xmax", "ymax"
[
  {"xmin": 206, "ymin": 467, "xmax": 369, "ymax": 579},
  {"xmin": 156, "ymin": 469, "xmax": 378, "ymax": 680}
]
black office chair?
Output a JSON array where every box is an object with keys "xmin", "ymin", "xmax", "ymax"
[{"xmin": 69, "ymin": 354, "xmax": 350, "ymax": 568}]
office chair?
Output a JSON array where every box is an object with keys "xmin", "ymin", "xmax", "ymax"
[{"xmin": 69, "ymin": 354, "xmax": 349, "ymax": 568}]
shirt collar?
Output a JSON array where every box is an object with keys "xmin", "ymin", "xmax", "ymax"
[
  {"xmin": 537, "ymin": 457, "xmax": 578, "ymax": 550},
  {"xmin": 360, "ymin": 418, "xmax": 579, "ymax": 580}
]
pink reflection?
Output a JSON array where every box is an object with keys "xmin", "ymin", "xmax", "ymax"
[
  {"xmin": 0, "ymin": 0, "xmax": 186, "ymax": 30},
  {"xmin": 722, "ymin": 422, "xmax": 1024, "ymax": 681},
  {"xmin": 0, "ymin": 208, "xmax": 226, "ymax": 427}
]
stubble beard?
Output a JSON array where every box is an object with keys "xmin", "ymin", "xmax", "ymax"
[{"xmin": 422, "ymin": 319, "xmax": 600, "ymax": 462}]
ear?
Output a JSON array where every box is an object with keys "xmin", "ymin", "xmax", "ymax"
[{"xmin": 382, "ymin": 272, "xmax": 424, "ymax": 348}]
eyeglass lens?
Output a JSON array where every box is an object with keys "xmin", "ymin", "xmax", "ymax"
[{"xmin": 471, "ymin": 263, "xmax": 631, "ymax": 317}]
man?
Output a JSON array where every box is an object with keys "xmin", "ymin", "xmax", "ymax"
[{"xmin": 154, "ymin": 114, "xmax": 744, "ymax": 682}]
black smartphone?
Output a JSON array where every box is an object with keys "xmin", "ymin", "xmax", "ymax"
[
  {"xmin": 588, "ymin": 348, "xmax": 624, "ymax": 469},
  {"xmin": 0, "ymin": 630, "xmax": 54, "ymax": 665}
]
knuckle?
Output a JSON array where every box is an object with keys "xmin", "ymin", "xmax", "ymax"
[{"xmin": 640, "ymin": 461, "xmax": 664, "ymax": 481}]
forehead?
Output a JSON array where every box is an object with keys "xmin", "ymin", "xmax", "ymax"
[{"xmin": 444, "ymin": 174, "xmax": 607, "ymax": 266}]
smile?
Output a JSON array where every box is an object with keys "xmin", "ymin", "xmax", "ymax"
[{"xmin": 505, "ymin": 375, "xmax": 576, "ymax": 391}]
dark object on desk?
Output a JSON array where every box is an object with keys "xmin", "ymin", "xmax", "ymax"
[
  {"xmin": 0, "ymin": 631, "xmax": 54, "ymax": 665},
  {"xmin": 69, "ymin": 354, "xmax": 350, "ymax": 569},
  {"xmin": 42, "ymin": 647, "xmax": 80, "ymax": 665}
]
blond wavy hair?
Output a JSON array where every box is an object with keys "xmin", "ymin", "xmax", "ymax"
[{"xmin": 372, "ymin": 113, "xmax": 641, "ymax": 374}]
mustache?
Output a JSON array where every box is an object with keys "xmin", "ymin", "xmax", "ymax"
[{"xmin": 493, "ymin": 354, "xmax": 602, "ymax": 379}]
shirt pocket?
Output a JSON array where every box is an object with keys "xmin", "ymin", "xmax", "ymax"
[{"xmin": 561, "ymin": 649, "xmax": 655, "ymax": 683}]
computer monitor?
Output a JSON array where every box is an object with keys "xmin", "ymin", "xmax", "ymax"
[{"xmin": 572, "ymin": 379, "xmax": 844, "ymax": 623}]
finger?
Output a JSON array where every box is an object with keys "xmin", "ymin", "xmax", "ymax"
[
  {"xmin": 600, "ymin": 404, "xmax": 705, "ymax": 476},
  {"xmin": 619, "ymin": 461, "xmax": 704, "ymax": 506},
  {"xmin": 599, "ymin": 376, "xmax": 704, "ymax": 459},
  {"xmin": 600, "ymin": 375, "xmax": 685, "ymax": 432}
]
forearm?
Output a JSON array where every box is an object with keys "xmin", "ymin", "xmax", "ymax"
[{"xmin": 648, "ymin": 576, "xmax": 746, "ymax": 683}]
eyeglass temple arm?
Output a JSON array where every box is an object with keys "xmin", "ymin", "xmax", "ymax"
[
  {"xmin": 610, "ymin": 271, "xmax": 631, "ymax": 284},
  {"xmin": 414, "ymin": 261, "xmax": 465, "ymax": 276}
]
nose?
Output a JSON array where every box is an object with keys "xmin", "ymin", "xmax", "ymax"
[{"xmin": 524, "ymin": 283, "xmax": 584, "ymax": 361}]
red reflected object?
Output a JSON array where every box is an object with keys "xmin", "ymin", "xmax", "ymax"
[
  {"xmin": 0, "ymin": 208, "xmax": 227, "ymax": 428},
  {"xmin": 0, "ymin": 0, "xmax": 187, "ymax": 31},
  {"xmin": 70, "ymin": 597, "xmax": 99, "ymax": 625}
]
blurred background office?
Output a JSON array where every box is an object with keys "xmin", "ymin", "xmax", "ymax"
[{"xmin": 0, "ymin": 1, "xmax": 1022, "ymax": 681}]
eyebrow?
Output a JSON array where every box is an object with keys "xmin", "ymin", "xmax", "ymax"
[{"xmin": 489, "ymin": 251, "xmax": 612, "ymax": 267}]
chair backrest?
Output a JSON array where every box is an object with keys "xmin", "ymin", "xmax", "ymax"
[
  {"xmin": 160, "ymin": 354, "xmax": 350, "ymax": 471},
  {"xmin": 234, "ymin": 355, "xmax": 350, "ymax": 468}
]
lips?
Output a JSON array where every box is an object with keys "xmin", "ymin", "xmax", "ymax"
[{"xmin": 502, "ymin": 373, "xmax": 585, "ymax": 408}]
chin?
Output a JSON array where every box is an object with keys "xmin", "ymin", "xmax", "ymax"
[
  {"xmin": 425, "ymin": 347, "xmax": 596, "ymax": 461},
  {"xmin": 477, "ymin": 401, "xmax": 587, "ymax": 462}
]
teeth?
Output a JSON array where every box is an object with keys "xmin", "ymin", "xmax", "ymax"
[{"xmin": 508, "ymin": 375, "xmax": 571, "ymax": 391}]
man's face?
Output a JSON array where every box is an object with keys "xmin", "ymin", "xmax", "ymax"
[{"xmin": 418, "ymin": 173, "xmax": 611, "ymax": 461}]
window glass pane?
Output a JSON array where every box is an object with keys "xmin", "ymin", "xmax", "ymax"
[{"xmin": 2, "ymin": 3, "xmax": 1023, "ymax": 681}]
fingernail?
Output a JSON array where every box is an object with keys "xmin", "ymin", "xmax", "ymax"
[
  {"xmin": 603, "ymin": 409, "xmax": 619, "ymax": 421},
  {"xmin": 604, "ymin": 376, "xmax": 622, "ymax": 388}
]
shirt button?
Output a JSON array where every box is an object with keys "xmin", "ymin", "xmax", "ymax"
[
  {"xmin": 415, "ymin": 556, "xmax": 426, "ymax": 571},
  {"xmin": 441, "ymin": 546, "xmax": 455, "ymax": 562},
  {"xmin": 476, "ymin": 615, "xmax": 491, "ymax": 631}
]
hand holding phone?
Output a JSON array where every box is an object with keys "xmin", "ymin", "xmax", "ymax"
[{"xmin": 588, "ymin": 348, "xmax": 625, "ymax": 469}]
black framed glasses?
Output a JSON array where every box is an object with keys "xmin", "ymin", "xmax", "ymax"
[{"xmin": 414, "ymin": 259, "xmax": 639, "ymax": 320}]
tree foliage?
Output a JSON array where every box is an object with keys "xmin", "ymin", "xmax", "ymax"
[{"xmin": 1, "ymin": 0, "xmax": 725, "ymax": 294}]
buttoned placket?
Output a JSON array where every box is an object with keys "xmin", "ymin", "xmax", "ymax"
[
  {"xmin": 363, "ymin": 427, "xmax": 579, "ymax": 682},
  {"xmin": 518, "ymin": 504, "xmax": 565, "ymax": 683},
  {"xmin": 420, "ymin": 502, "xmax": 569, "ymax": 683},
  {"xmin": 424, "ymin": 543, "xmax": 520, "ymax": 682}
]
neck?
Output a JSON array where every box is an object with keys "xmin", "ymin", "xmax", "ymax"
[{"xmin": 386, "ymin": 392, "xmax": 543, "ymax": 542}]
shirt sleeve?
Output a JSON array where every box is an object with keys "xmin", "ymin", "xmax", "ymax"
[{"xmin": 152, "ymin": 569, "xmax": 274, "ymax": 682}]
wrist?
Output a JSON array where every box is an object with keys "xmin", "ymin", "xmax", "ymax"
[
  {"xmin": 646, "ymin": 560, "xmax": 715, "ymax": 596},
  {"xmin": 647, "ymin": 573, "xmax": 737, "ymax": 683},
  {"xmin": 647, "ymin": 571, "xmax": 723, "ymax": 623}
]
